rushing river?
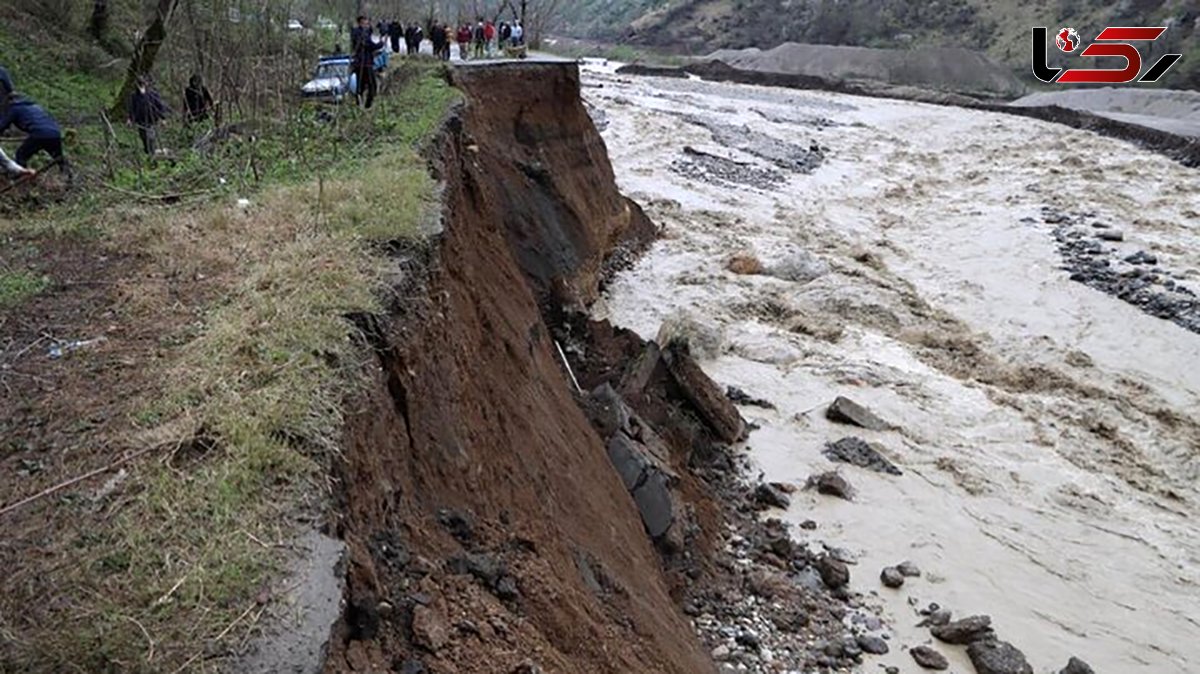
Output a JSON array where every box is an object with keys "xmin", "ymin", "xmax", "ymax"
[{"xmin": 583, "ymin": 60, "xmax": 1200, "ymax": 673}]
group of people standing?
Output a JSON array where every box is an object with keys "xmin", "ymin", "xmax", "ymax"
[
  {"xmin": 366, "ymin": 16, "xmax": 525, "ymax": 63},
  {"xmin": 0, "ymin": 60, "xmax": 218, "ymax": 185}
]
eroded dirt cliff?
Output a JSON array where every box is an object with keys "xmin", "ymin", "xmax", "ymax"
[{"xmin": 323, "ymin": 63, "xmax": 712, "ymax": 674}]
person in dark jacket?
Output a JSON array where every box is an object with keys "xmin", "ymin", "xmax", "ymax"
[
  {"xmin": 0, "ymin": 66, "xmax": 13, "ymax": 98},
  {"xmin": 472, "ymin": 21, "xmax": 486, "ymax": 59},
  {"xmin": 0, "ymin": 91, "xmax": 67, "ymax": 172},
  {"xmin": 429, "ymin": 23, "xmax": 445, "ymax": 60},
  {"xmin": 351, "ymin": 16, "xmax": 382, "ymax": 108},
  {"xmin": 183, "ymin": 74, "xmax": 214, "ymax": 124},
  {"xmin": 388, "ymin": 21, "xmax": 403, "ymax": 54},
  {"xmin": 128, "ymin": 76, "xmax": 170, "ymax": 155}
]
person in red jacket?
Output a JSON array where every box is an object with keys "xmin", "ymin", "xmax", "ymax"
[
  {"xmin": 484, "ymin": 20, "xmax": 496, "ymax": 57},
  {"xmin": 456, "ymin": 24, "xmax": 472, "ymax": 60}
]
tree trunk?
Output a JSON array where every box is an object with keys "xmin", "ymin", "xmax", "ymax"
[
  {"xmin": 89, "ymin": 0, "xmax": 108, "ymax": 40},
  {"xmin": 111, "ymin": 0, "xmax": 180, "ymax": 117}
]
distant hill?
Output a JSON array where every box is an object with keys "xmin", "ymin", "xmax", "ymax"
[{"xmin": 556, "ymin": 0, "xmax": 1199, "ymax": 90}]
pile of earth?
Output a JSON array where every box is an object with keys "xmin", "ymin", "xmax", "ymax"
[
  {"xmin": 1011, "ymin": 87, "xmax": 1200, "ymax": 137},
  {"xmin": 703, "ymin": 43, "xmax": 1024, "ymax": 99}
]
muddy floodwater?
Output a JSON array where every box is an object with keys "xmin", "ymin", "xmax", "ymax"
[{"xmin": 582, "ymin": 60, "xmax": 1200, "ymax": 672}]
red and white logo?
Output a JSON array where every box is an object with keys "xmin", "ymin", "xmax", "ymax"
[
  {"xmin": 1055, "ymin": 27, "xmax": 1080, "ymax": 52},
  {"xmin": 1033, "ymin": 26, "xmax": 1183, "ymax": 84}
]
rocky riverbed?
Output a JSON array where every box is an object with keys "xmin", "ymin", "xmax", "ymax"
[{"xmin": 583, "ymin": 59, "xmax": 1200, "ymax": 673}]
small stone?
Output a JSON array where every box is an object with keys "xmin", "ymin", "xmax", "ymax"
[
  {"xmin": 494, "ymin": 575, "xmax": 520, "ymax": 600},
  {"xmin": 411, "ymin": 605, "xmax": 449, "ymax": 652},
  {"xmin": 931, "ymin": 614, "xmax": 994, "ymax": 644},
  {"xmin": 856, "ymin": 634, "xmax": 889, "ymax": 654},
  {"xmin": 825, "ymin": 396, "xmax": 890, "ymax": 430},
  {"xmin": 511, "ymin": 660, "xmax": 544, "ymax": 674},
  {"xmin": 1059, "ymin": 656, "xmax": 1095, "ymax": 674},
  {"xmin": 910, "ymin": 645, "xmax": 950, "ymax": 670},
  {"xmin": 897, "ymin": 560, "xmax": 921, "ymax": 577},
  {"xmin": 885, "ymin": 667, "xmax": 900, "ymax": 674},
  {"xmin": 809, "ymin": 471, "xmax": 854, "ymax": 500},
  {"xmin": 399, "ymin": 659, "xmax": 427, "ymax": 674},
  {"xmin": 1096, "ymin": 230, "xmax": 1124, "ymax": 241},
  {"xmin": 815, "ymin": 555, "xmax": 850, "ymax": 589},
  {"xmin": 824, "ymin": 436, "xmax": 902, "ymax": 475},
  {"xmin": 712, "ymin": 645, "xmax": 731, "ymax": 660},
  {"xmin": 736, "ymin": 631, "xmax": 761, "ymax": 651},
  {"xmin": 753, "ymin": 482, "xmax": 791, "ymax": 510},
  {"xmin": 880, "ymin": 566, "xmax": 905, "ymax": 588},
  {"xmin": 967, "ymin": 639, "xmax": 1034, "ymax": 674},
  {"xmin": 800, "ymin": 519, "xmax": 818, "ymax": 530},
  {"xmin": 918, "ymin": 608, "xmax": 953, "ymax": 627}
]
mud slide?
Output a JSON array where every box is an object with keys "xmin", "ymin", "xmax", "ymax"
[{"xmin": 318, "ymin": 62, "xmax": 711, "ymax": 673}]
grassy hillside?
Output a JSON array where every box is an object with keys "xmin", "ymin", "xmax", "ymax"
[
  {"xmin": 0, "ymin": 3, "xmax": 460, "ymax": 670},
  {"xmin": 557, "ymin": 0, "xmax": 1199, "ymax": 89}
]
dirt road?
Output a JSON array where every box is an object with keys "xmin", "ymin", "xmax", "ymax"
[{"xmin": 584, "ymin": 60, "xmax": 1200, "ymax": 672}]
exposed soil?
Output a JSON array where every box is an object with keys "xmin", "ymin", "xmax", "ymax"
[{"xmin": 322, "ymin": 63, "xmax": 711, "ymax": 674}]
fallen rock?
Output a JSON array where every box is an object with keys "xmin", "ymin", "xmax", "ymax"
[
  {"xmin": 910, "ymin": 645, "xmax": 950, "ymax": 670},
  {"xmin": 967, "ymin": 639, "xmax": 1034, "ymax": 674},
  {"xmin": 931, "ymin": 614, "xmax": 994, "ymax": 645},
  {"xmin": 1059, "ymin": 656, "xmax": 1095, "ymax": 674},
  {"xmin": 435, "ymin": 508, "xmax": 475, "ymax": 542},
  {"xmin": 411, "ymin": 604, "xmax": 449, "ymax": 652},
  {"xmin": 825, "ymin": 396, "xmax": 890, "ymax": 430},
  {"xmin": 880, "ymin": 566, "xmax": 905, "ymax": 588},
  {"xmin": 1124, "ymin": 250, "xmax": 1158, "ymax": 265},
  {"xmin": 897, "ymin": 560, "xmax": 921, "ymax": 577},
  {"xmin": 766, "ymin": 249, "xmax": 829, "ymax": 283},
  {"xmin": 663, "ymin": 341, "xmax": 747, "ymax": 443},
  {"xmin": 632, "ymin": 471, "xmax": 676, "ymax": 538},
  {"xmin": 727, "ymin": 251, "xmax": 765, "ymax": 275},
  {"xmin": 808, "ymin": 471, "xmax": 854, "ymax": 500},
  {"xmin": 658, "ymin": 310, "xmax": 726, "ymax": 361},
  {"xmin": 753, "ymin": 482, "xmax": 792, "ymax": 510},
  {"xmin": 856, "ymin": 634, "xmax": 889, "ymax": 655},
  {"xmin": 824, "ymin": 436, "xmax": 902, "ymax": 475},
  {"xmin": 726, "ymin": 385, "xmax": 775, "ymax": 409},
  {"xmin": 815, "ymin": 554, "xmax": 850, "ymax": 589},
  {"xmin": 1096, "ymin": 229, "xmax": 1124, "ymax": 241}
]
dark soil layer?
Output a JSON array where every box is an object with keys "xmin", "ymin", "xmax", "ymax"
[
  {"xmin": 323, "ymin": 62, "xmax": 711, "ymax": 674},
  {"xmin": 618, "ymin": 61, "xmax": 1200, "ymax": 168}
]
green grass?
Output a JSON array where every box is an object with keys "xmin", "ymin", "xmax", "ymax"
[
  {"xmin": 0, "ymin": 270, "xmax": 49, "ymax": 308},
  {"xmin": 1, "ymin": 61, "xmax": 460, "ymax": 672}
]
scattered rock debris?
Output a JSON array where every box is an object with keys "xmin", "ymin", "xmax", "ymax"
[
  {"xmin": 931, "ymin": 614, "xmax": 994, "ymax": 644},
  {"xmin": 1043, "ymin": 207, "xmax": 1200, "ymax": 334}
]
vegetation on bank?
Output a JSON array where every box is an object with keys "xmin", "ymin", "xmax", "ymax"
[{"xmin": 0, "ymin": 4, "xmax": 461, "ymax": 669}]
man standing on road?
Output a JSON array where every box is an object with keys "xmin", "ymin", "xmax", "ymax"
[
  {"xmin": 484, "ymin": 20, "xmax": 496, "ymax": 58},
  {"xmin": 473, "ymin": 20, "xmax": 486, "ymax": 59},
  {"xmin": 351, "ymin": 15, "xmax": 383, "ymax": 109}
]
